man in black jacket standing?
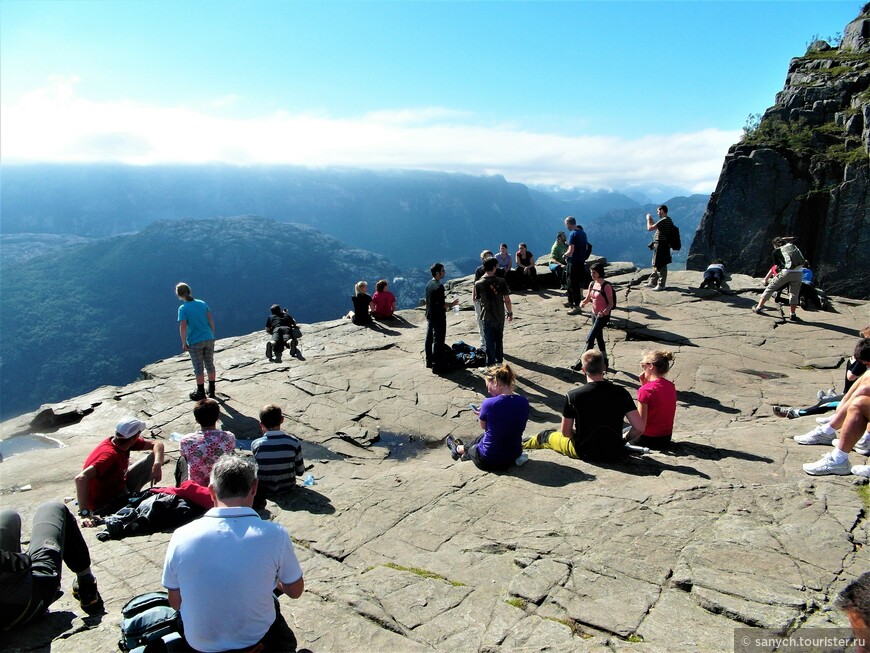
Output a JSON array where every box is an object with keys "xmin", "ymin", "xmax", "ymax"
[{"xmin": 425, "ymin": 263, "xmax": 458, "ymax": 371}]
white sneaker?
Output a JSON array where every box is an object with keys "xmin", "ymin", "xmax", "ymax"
[
  {"xmin": 852, "ymin": 465, "xmax": 870, "ymax": 478},
  {"xmin": 817, "ymin": 389, "xmax": 827, "ymax": 401},
  {"xmin": 794, "ymin": 425, "xmax": 836, "ymax": 445},
  {"xmin": 833, "ymin": 435, "xmax": 870, "ymax": 456},
  {"xmin": 803, "ymin": 452, "xmax": 851, "ymax": 476}
]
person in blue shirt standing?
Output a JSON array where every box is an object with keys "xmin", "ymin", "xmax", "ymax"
[
  {"xmin": 564, "ymin": 216, "xmax": 591, "ymax": 314},
  {"xmin": 176, "ymin": 282, "xmax": 217, "ymax": 401}
]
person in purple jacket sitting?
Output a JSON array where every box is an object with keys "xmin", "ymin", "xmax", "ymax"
[{"xmin": 446, "ymin": 363, "xmax": 529, "ymax": 471}]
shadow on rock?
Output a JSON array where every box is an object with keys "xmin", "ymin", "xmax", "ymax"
[
  {"xmin": 623, "ymin": 306, "xmax": 671, "ymax": 321},
  {"xmin": 375, "ymin": 315, "xmax": 417, "ymax": 329},
  {"xmin": 504, "ymin": 353, "xmax": 570, "ymax": 385},
  {"xmin": 219, "ymin": 403, "xmax": 262, "ymax": 440},
  {"xmin": 5, "ymin": 610, "xmax": 78, "ymax": 652},
  {"xmin": 660, "ymin": 441, "xmax": 774, "ymax": 463},
  {"xmin": 511, "ymin": 459, "xmax": 596, "ymax": 486},
  {"xmin": 676, "ymin": 390, "xmax": 742, "ymax": 415},
  {"xmin": 363, "ymin": 321, "xmax": 401, "ymax": 336},
  {"xmin": 273, "ymin": 485, "xmax": 336, "ymax": 514},
  {"xmin": 591, "ymin": 454, "xmax": 711, "ymax": 479}
]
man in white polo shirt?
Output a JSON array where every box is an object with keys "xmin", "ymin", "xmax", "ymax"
[{"xmin": 162, "ymin": 454, "xmax": 304, "ymax": 652}]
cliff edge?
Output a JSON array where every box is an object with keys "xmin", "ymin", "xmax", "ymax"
[
  {"xmin": 688, "ymin": 5, "xmax": 870, "ymax": 299},
  {"xmin": 1, "ymin": 266, "xmax": 869, "ymax": 652}
]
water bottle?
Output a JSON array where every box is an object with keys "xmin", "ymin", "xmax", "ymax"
[{"xmin": 303, "ymin": 473, "xmax": 315, "ymax": 486}]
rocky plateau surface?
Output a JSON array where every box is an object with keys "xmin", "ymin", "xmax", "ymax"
[{"xmin": 1, "ymin": 264, "xmax": 869, "ymax": 652}]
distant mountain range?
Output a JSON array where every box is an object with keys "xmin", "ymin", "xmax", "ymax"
[
  {"xmin": 0, "ymin": 217, "xmax": 400, "ymax": 419},
  {"xmin": 1, "ymin": 164, "xmax": 704, "ymax": 271},
  {"xmin": 0, "ymin": 165, "xmax": 709, "ymax": 419}
]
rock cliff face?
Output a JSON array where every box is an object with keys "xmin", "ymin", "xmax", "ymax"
[{"xmin": 688, "ymin": 6, "xmax": 870, "ymax": 299}]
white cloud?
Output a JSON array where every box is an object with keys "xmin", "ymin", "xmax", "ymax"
[{"xmin": 0, "ymin": 77, "xmax": 739, "ymax": 192}]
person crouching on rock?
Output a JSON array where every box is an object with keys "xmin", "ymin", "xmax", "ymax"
[
  {"xmin": 445, "ymin": 363, "xmax": 529, "ymax": 471},
  {"xmin": 700, "ymin": 259, "xmax": 725, "ymax": 289},
  {"xmin": 265, "ymin": 303, "xmax": 299, "ymax": 362},
  {"xmin": 752, "ymin": 236, "xmax": 805, "ymax": 322}
]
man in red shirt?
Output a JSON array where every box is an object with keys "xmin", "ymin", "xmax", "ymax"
[{"xmin": 74, "ymin": 417, "xmax": 165, "ymax": 526}]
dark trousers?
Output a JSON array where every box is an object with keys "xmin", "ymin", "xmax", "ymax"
[
  {"xmin": 425, "ymin": 315, "xmax": 446, "ymax": 365},
  {"xmin": 566, "ymin": 260, "xmax": 590, "ymax": 306},
  {"xmin": 0, "ymin": 502, "xmax": 91, "ymax": 628},
  {"xmin": 583, "ymin": 314, "xmax": 610, "ymax": 363},
  {"xmin": 271, "ymin": 327, "xmax": 297, "ymax": 355},
  {"xmin": 95, "ymin": 452, "xmax": 155, "ymax": 516},
  {"xmin": 181, "ymin": 598, "xmax": 297, "ymax": 653},
  {"xmin": 482, "ymin": 321, "xmax": 504, "ymax": 365}
]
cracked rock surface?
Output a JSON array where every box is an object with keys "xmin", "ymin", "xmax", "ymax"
[{"xmin": 1, "ymin": 267, "xmax": 868, "ymax": 651}]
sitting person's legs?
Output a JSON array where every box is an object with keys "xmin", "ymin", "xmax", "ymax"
[{"xmin": 523, "ymin": 429, "xmax": 578, "ymax": 458}]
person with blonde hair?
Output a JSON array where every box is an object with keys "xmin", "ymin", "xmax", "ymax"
[
  {"xmin": 630, "ymin": 350, "xmax": 677, "ymax": 449},
  {"xmin": 349, "ymin": 280, "xmax": 372, "ymax": 325},
  {"xmin": 176, "ymin": 282, "xmax": 217, "ymax": 401},
  {"xmin": 446, "ymin": 363, "xmax": 529, "ymax": 471}
]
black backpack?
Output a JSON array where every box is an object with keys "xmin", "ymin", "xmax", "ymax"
[
  {"xmin": 669, "ymin": 224, "xmax": 682, "ymax": 251},
  {"xmin": 597, "ymin": 280, "xmax": 617, "ymax": 311},
  {"xmin": 118, "ymin": 591, "xmax": 185, "ymax": 652}
]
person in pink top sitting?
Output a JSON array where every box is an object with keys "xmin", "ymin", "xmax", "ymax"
[
  {"xmin": 176, "ymin": 398, "xmax": 236, "ymax": 486},
  {"xmin": 629, "ymin": 350, "xmax": 677, "ymax": 449},
  {"xmin": 371, "ymin": 279, "xmax": 397, "ymax": 320}
]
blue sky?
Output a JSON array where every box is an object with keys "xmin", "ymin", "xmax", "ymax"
[{"xmin": 0, "ymin": 0, "xmax": 860, "ymax": 192}]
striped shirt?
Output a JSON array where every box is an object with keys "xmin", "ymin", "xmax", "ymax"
[{"xmin": 251, "ymin": 430, "xmax": 305, "ymax": 496}]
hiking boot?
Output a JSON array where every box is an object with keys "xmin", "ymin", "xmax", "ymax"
[
  {"xmin": 852, "ymin": 465, "xmax": 870, "ymax": 478},
  {"xmin": 265, "ymin": 341, "xmax": 273, "ymax": 360},
  {"xmin": 834, "ymin": 432, "xmax": 870, "ymax": 456},
  {"xmin": 803, "ymin": 452, "xmax": 850, "ymax": 476},
  {"xmin": 794, "ymin": 425, "xmax": 836, "ymax": 445},
  {"xmin": 563, "ymin": 302, "xmax": 574, "ymax": 308},
  {"xmin": 773, "ymin": 406, "xmax": 800, "ymax": 419},
  {"xmin": 790, "ymin": 313, "xmax": 802, "ymax": 322},
  {"xmin": 445, "ymin": 435, "xmax": 460, "ymax": 461},
  {"xmin": 522, "ymin": 430, "xmax": 550, "ymax": 450},
  {"xmin": 189, "ymin": 389, "xmax": 206, "ymax": 401},
  {"xmin": 73, "ymin": 576, "xmax": 104, "ymax": 615}
]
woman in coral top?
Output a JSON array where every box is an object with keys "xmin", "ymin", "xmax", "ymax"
[{"xmin": 633, "ymin": 350, "xmax": 677, "ymax": 449}]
